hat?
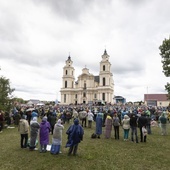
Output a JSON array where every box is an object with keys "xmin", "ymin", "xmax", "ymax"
[
  {"xmin": 57, "ymin": 119, "xmax": 61, "ymax": 125},
  {"xmin": 42, "ymin": 116, "xmax": 47, "ymax": 122},
  {"xmin": 33, "ymin": 117, "xmax": 37, "ymax": 121},
  {"xmin": 124, "ymin": 115, "xmax": 129, "ymax": 119},
  {"xmin": 74, "ymin": 118, "xmax": 79, "ymax": 125}
]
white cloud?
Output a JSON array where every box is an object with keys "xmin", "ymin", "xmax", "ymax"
[{"xmin": 0, "ymin": 0, "xmax": 169, "ymax": 102}]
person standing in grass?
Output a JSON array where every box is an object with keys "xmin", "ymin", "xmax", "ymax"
[
  {"xmin": 130, "ymin": 113, "xmax": 138, "ymax": 143},
  {"xmin": 79, "ymin": 110, "xmax": 88, "ymax": 127},
  {"xmin": 146, "ymin": 114, "xmax": 151, "ymax": 134},
  {"xmin": 104, "ymin": 114, "xmax": 113, "ymax": 139},
  {"xmin": 65, "ymin": 118, "xmax": 84, "ymax": 156},
  {"xmin": 142, "ymin": 126, "xmax": 147, "ymax": 142},
  {"xmin": 51, "ymin": 119, "xmax": 64, "ymax": 154},
  {"xmin": 87, "ymin": 110, "xmax": 94, "ymax": 128},
  {"xmin": 112, "ymin": 113, "xmax": 120, "ymax": 140},
  {"xmin": 159, "ymin": 111, "xmax": 167, "ymax": 135},
  {"xmin": 18, "ymin": 115, "xmax": 29, "ymax": 148},
  {"xmin": 39, "ymin": 116, "xmax": 51, "ymax": 153},
  {"xmin": 122, "ymin": 114, "xmax": 130, "ymax": 141},
  {"xmin": 29, "ymin": 117, "xmax": 40, "ymax": 150},
  {"xmin": 138, "ymin": 112, "xmax": 147, "ymax": 142},
  {"xmin": 48, "ymin": 113, "xmax": 57, "ymax": 135},
  {"xmin": 95, "ymin": 110, "xmax": 104, "ymax": 138}
]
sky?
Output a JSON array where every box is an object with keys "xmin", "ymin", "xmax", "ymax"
[{"xmin": 0, "ymin": 0, "xmax": 170, "ymax": 102}]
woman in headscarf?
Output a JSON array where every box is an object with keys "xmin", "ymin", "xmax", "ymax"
[
  {"xmin": 87, "ymin": 110, "xmax": 94, "ymax": 128},
  {"xmin": 95, "ymin": 110, "xmax": 103, "ymax": 139},
  {"xmin": 65, "ymin": 118, "xmax": 84, "ymax": 156},
  {"xmin": 29, "ymin": 117, "xmax": 40, "ymax": 150},
  {"xmin": 39, "ymin": 116, "xmax": 51, "ymax": 153},
  {"xmin": 51, "ymin": 119, "xmax": 64, "ymax": 154},
  {"xmin": 122, "ymin": 114, "xmax": 130, "ymax": 141},
  {"xmin": 104, "ymin": 114, "xmax": 113, "ymax": 139}
]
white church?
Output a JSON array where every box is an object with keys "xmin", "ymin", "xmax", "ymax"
[{"xmin": 60, "ymin": 50, "xmax": 114, "ymax": 105}]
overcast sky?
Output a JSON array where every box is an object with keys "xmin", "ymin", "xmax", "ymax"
[{"xmin": 0, "ymin": 0, "xmax": 170, "ymax": 102}]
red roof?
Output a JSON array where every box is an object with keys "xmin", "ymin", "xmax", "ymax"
[{"xmin": 144, "ymin": 94, "xmax": 169, "ymax": 101}]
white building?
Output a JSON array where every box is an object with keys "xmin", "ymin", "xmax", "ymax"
[{"xmin": 60, "ymin": 50, "xmax": 114, "ymax": 105}]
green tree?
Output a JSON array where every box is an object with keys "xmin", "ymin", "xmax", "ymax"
[
  {"xmin": 159, "ymin": 37, "xmax": 170, "ymax": 99},
  {"xmin": 0, "ymin": 76, "xmax": 15, "ymax": 112}
]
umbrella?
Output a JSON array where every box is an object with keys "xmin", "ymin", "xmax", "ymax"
[
  {"xmin": 36, "ymin": 102, "xmax": 45, "ymax": 106},
  {"xmin": 26, "ymin": 108, "xmax": 35, "ymax": 112}
]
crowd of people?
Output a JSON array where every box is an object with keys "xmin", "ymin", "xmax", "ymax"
[{"xmin": 0, "ymin": 103, "xmax": 170, "ymax": 155}]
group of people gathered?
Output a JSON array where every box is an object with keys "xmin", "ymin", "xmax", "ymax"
[
  {"xmin": 97, "ymin": 108, "xmax": 168, "ymax": 143},
  {"xmin": 1, "ymin": 103, "xmax": 170, "ymax": 156},
  {"xmin": 18, "ymin": 113, "xmax": 84, "ymax": 156}
]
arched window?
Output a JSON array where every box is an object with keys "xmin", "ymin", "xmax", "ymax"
[
  {"xmin": 64, "ymin": 94, "xmax": 66, "ymax": 103},
  {"xmin": 84, "ymin": 83, "xmax": 86, "ymax": 89},
  {"xmin": 103, "ymin": 77, "xmax": 106, "ymax": 86},
  {"xmin": 66, "ymin": 70, "xmax": 68, "ymax": 75},
  {"xmin": 65, "ymin": 81, "xmax": 67, "ymax": 88},
  {"xmin": 83, "ymin": 92, "xmax": 86, "ymax": 97},
  {"xmin": 102, "ymin": 93, "xmax": 105, "ymax": 101},
  {"xmin": 103, "ymin": 65, "xmax": 105, "ymax": 71}
]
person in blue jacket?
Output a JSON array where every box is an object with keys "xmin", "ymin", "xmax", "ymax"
[{"xmin": 65, "ymin": 118, "xmax": 84, "ymax": 156}]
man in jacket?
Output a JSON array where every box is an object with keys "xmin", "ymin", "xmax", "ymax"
[
  {"xmin": 18, "ymin": 115, "xmax": 29, "ymax": 148},
  {"xmin": 65, "ymin": 118, "xmax": 84, "ymax": 156},
  {"xmin": 130, "ymin": 113, "xmax": 138, "ymax": 143},
  {"xmin": 138, "ymin": 112, "xmax": 147, "ymax": 142}
]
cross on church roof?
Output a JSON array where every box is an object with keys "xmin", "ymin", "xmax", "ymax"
[{"xmin": 104, "ymin": 49, "xmax": 107, "ymax": 55}]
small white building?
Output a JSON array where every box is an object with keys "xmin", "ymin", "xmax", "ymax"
[
  {"xmin": 60, "ymin": 50, "xmax": 114, "ymax": 105},
  {"xmin": 144, "ymin": 94, "xmax": 170, "ymax": 107}
]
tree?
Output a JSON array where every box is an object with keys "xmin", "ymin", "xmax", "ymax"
[
  {"xmin": 0, "ymin": 76, "xmax": 15, "ymax": 112},
  {"xmin": 159, "ymin": 37, "xmax": 170, "ymax": 99},
  {"xmin": 165, "ymin": 83, "xmax": 170, "ymax": 99}
]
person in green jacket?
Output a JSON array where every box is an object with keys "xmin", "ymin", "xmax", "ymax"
[{"xmin": 159, "ymin": 111, "xmax": 167, "ymax": 135}]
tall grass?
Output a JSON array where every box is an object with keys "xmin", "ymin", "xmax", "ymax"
[{"xmin": 0, "ymin": 121, "xmax": 170, "ymax": 170}]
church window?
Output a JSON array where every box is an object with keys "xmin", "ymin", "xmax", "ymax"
[
  {"xmin": 64, "ymin": 94, "xmax": 66, "ymax": 103},
  {"xmin": 94, "ymin": 93, "xmax": 97, "ymax": 99},
  {"xmin": 66, "ymin": 70, "xmax": 68, "ymax": 75},
  {"xmin": 83, "ymin": 92, "xmax": 86, "ymax": 97},
  {"xmin": 103, "ymin": 65, "xmax": 105, "ymax": 71},
  {"xmin": 65, "ymin": 81, "xmax": 67, "ymax": 88},
  {"xmin": 103, "ymin": 77, "xmax": 106, "ymax": 86},
  {"xmin": 102, "ymin": 93, "xmax": 105, "ymax": 101},
  {"xmin": 84, "ymin": 83, "xmax": 86, "ymax": 89}
]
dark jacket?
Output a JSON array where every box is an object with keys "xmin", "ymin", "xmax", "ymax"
[
  {"xmin": 130, "ymin": 114, "xmax": 138, "ymax": 127},
  {"xmin": 138, "ymin": 115, "xmax": 147, "ymax": 128},
  {"xmin": 65, "ymin": 119, "xmax": 84, "ymax": 147}
]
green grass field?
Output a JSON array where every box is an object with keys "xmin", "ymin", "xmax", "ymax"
[{"xmin": 0, "ymin": 121, "xmax": 170, "ymax": 170}]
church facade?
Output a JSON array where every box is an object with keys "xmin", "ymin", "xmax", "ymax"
[{"xmin": 60, "ymin": 50, "xmax": 114, "ymax": 105}]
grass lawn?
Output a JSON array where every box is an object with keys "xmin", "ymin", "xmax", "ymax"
[{"xmin": 0, "ymin": 120, "xmax": 170, "ymax": 170}]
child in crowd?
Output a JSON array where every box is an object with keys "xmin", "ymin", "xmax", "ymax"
[{"xmin": 142, "ymin": 126, "xmax": 147, "ymax": 142}]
